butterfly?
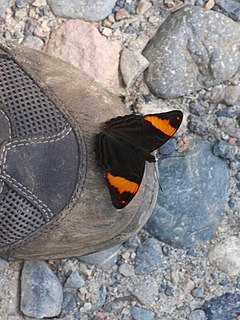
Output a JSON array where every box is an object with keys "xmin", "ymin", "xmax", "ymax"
[{"xmin": 96, "ymin": 110, "xmax": 183, "ymax": 209}]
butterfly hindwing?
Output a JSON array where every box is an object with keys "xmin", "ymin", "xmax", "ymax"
[
  {"xmin": 96, "ymin": 131, "xmax": 145, "ymax": 209},
  {"xmin": 96, "ymin": 110, "xmax": 183, "ymax": 209}
]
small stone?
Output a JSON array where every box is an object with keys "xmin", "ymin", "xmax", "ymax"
[
  {"xmin": 64, "ymin": 271, "xmax": 85, "ymax": 289},
  {"xmin": 162, "ymin": 245, "xmax": 171, "ymax": 256},
  {"xmin": 131, "ymin": 306, "xmax": 155, "ymax": 320},
  {"xmin": 48, "ymin": 0, "xmax": 117, "ymax": 21},
  {"xmin": 0, "ymin": 0, "xmax": 10, "ymax": 18},
  {"xmin": 213, "ymin": 140, "xmax": 237, "ymax": 160},
  {"xmin": 165, "ymin": 286, "xmax": 174, "ymax": 296},
  {"xmin": 204, "ymin": 0, "xmax": 215, "ymax": 10},
  {"xmin": 136, "ymin": 0, "xmax": 152, "ymax": 15},
  {"xmin": 14, "ymin": 8, "xmax": 28, "ymax": 18},
  {"xmin": 118, "ymin": 263, "xmax": 135, "ymax": 277},
  {"xmin": 125, "ymin": 235, "xmax": 141, "ymax": 249},
  {"xmin": 22, "ymin": 36, "xmax": 44, "ymax": 50},
  {"xmin": 20, "ymin": 260, "xmax": 63, "ymax": 318},
  {"xmin": 115, "ymin": 8, "xmax": 130, "ymax": 20},
  {"xmin": 191, "ymin": 287, "xmax": 204, "ymax": 298},
  {"xmin": 203, "ymin": 292, "xmax": 240, "ymax": 320},
  {"xmin": 24, "ymin": 18, "xmax": 37, "ymax": 36},
  {"xmin": 32, "ymin": 0, "xmax": 46, "ymax": 6},
  {"xmin": 79, "ymin": 245, "xmax": 121, "ymax": 269},
  {"xmin": 131, "ymin": 279, "xmax": 159, "ymax": 305},
  {"xmin": 120, "ymin": 49, "xmax": 149, "ymax": 87},
  {"xmin": 181, "ymin": 279, "xmax": 195, "ymax": 294},
  {"xmin": 215, "ymin": 0, "xmax": 240, "ymax": 22},
  {"xmin": 222, "ymin": 85, "xmax": 240, "ymax": 106},
  {"xmin": 0, "ymin": 257, "xmax": 9, "ymax": 269},
  {"xmin": 15, "ymin": 0, "xmax": 27, "ymax": 8},
  {"xmin": 135, "ymin": 238, "xmax": 163, "ymax": 274},
  {"xmin": 101, "ymin": 27, "xmax": 112, "ymax": 37},
  {"xmin": 62, "ymin": 292, "xmax": 77, "ymax": 312},
  {"xmin": 208, "ymin": 236, "xmax": 240, "ymax": 276},
  {"xmin": 188, "ymin": 309, "xmax": 207, "ymax": 320},
  {"xmin": 121, "ymin": 251, "xmax": 130, "ymax": 260},
  {"xmin": 111, "ymin": 20, "xmax": 125, "ymax": 29},
  {"xmin": 189, "ymin": 101, "xmax": 206, "ymax": 116}
]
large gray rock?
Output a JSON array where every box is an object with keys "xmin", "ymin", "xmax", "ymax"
[
  {"xmin": 143, "ymin": 5, "xmax": 240, "ymax": 98},
  {"xmin": 215, "ymin": 0, "xmax": 240, "ymax": 21},
  {"xmin": 48, "ymin": 0, "xmax": 117, "ymax": 21},
  {"xmin": 146, "ymin": 139, "xmax": 229, "ymax": 248},
  {"xmin": 20, "ymin": 260, "xmax": 63, "ymax": 318}
]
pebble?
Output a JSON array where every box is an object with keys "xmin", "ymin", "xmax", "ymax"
[
  {"xmin": 89, "ymin": 284, "xmax": 107, "ymax": 312},
  {"xmin": 165, "ymin": 286, "xmax": 174, "ymax": 296},
  {"xmin": 204, "ymin": 0, "xmax": 215, "ymax": 10},
  {"xmin": 146, "ymin": 139, "xmax": 229, "ymax": 248},
  {"xmin": 143, "ymin": 5, "xmax": 240, "ymax": 98},
  {"xmin": 62, "ymin": 291, "xmax": 77, "ymax": 312},
  {"xmin": 124, "ymin": 235, "xmax": 141, "ymax": 249},
  {"xmin": 48, "ymin": 0, "xmax": 117, "ymax": 21},
  {"xmin": 213, "ymin": 140, "xmax": 237, "ymax": 160},
  {"xmin": 131, "ymin": 306, "xmax": 155, "ymax": 320},
  {"xmin": 135, "ymin": 238, "xmax": 163, "ymax": 274},
  {"xmin": 215, "ymin": 0, "xmax": 240, "ymax": 21},
  {"xmin": 15, "ymin": 0, "xmax": 28, "ymax": 8},
  {"xmin": 64, "ymin": 271, "xmax": 85, "ymax": 289},
  {"xmin": 115, "ymin": 8, "xmax": 130, "ymax": 20},
  {"xmin": 22, "ymin": 35, "xmax": 44, "ymax": 50},
  {"xmin": 0, "ymin": 257, "xmax": 9, "ymax": 269},
  {"xmin": 136, "ymin": 0, "xmax": 152, "ymax": 15},
  {"xmin": 188, "ymin": 309, "xmax": 207, "ymax": 320},
  {"xmin": 131, "ymin": 279, "xmax": 159, "ymax": 305},
  {"xmin": 189, "ymin": 101, "xmax": 206, "ymax": 116},
  {"xmin": 79, "ymin": 245, "xmax": 121, "ymax": 269},
  {"xmin": 0, "ymin": 0, "xmax": 10, "ymax": 17},
  {"xmin": 20, "ymin": 260, "xmax": 63, "ymax": 318},
  {"xmin": 118, "ymin": 263, "xmax": 135, "ymax": 277},
  {"xmin": 203, "ymin": 292, "xmax": 240, "ymax": 320},
  {"xmin": 32, "ymin": 0, "xmax": 47, "ymax": 6},
  {"xmin": 101, "ymin": 27, "xmax": 112, "ymax": 37},
  {"xmin": 120, "ymin": 49, "xmax": 149, "ymax": 87},
  {"xmin": 191, "ymin": 287, "xmax": 205, "ymax": 298},
  {"xmin": 208, "ymin": 236, "xmax": 240, "ymax": 276}
]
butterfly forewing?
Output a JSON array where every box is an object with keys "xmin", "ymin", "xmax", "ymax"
[
  {"xmin": 96, "ymin": 110, "xmax": 183, "ymax": 209},
  {"xmin": 143, "ymin": 111, "xmax": 183, "ymax": 152}
]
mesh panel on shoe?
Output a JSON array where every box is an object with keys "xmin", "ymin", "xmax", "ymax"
[
  {"xmin": 0, "ymin": 184, "xmax": 45, "ymax": 248},
  {"xmin": 0, "ymin": 55, "xmax": 68, "ymax": 138}
]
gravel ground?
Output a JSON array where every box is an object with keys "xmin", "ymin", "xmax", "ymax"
[{"xmin": 0, "ymin": 0, "xmax": 239, "ymax": 320}]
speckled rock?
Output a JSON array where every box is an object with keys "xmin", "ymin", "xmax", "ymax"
[
  {"xmin": 45, "ymin": 20, "xmax": 121, "ymax": 92},
  {"xmin": 208, "ymin": 236, "xmax": 240, "ymax": 276},
  {"xmin": 203, "ymin": 292, "xmax": 240, "ymax": 320},
  {"xmin": 188, "ymin": 309, "xmax": 207, "ymax": 320},
  {"xmin": 143, "ymin": 5, "xmax": 240, "ymax": 98},
  {"xmin": 48, "ymin": 0, "xmax": 117, "ymax": 21},
  {"xmin": 20, "ymin": 260, "xmax": 63, "ymax": 318},
  {"xmin": 146, "ymin": 139, "xmax": 229, "ymax": 248}
]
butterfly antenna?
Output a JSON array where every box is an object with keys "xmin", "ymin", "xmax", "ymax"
[{"xmin": 154, "ymin": 163, "xmax": 164, "ymax": 193}]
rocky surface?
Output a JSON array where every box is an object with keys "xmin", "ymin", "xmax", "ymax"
[{"xmin": 0, "ymin": 0, "xmax": 240, "ymax": 319}]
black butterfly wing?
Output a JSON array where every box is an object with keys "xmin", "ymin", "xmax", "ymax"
[
  {"xmin": 142, "ymin": 110, "xmax": 183, "ymax": 152},
  {"xmin": 96, "ymin": 130, "xmax": 145, "ymax": 209}
]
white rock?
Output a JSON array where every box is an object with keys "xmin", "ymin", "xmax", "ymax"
[
  {"xmin": 120, "ymin": 49, "xmax": 149, "ymax": 87},
  {"xmin": 208, "ymin": 236, "xmax": 240, "ymax": 276}
]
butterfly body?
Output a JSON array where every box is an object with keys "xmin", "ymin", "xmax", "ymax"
[{"xmin": 96, "ymin": 111, "xmax": 183, "ymax": 209}]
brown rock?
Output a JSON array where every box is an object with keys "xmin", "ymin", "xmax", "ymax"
[
  {"xmin": 45, "ymin": 20, "xmax": 121, "ymax": 92},
  {"xmin": 115, "ymin": 8, "xmax": 130, "ymax": 21}
]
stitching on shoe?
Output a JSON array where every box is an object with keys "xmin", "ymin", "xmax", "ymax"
[
  {"xmin": 0, "ymin": 173, "xmax": 52, "ymax": 221},
  {"xmin": 0, "ymin": 126, "xmax": 73, "ymax": 221}
]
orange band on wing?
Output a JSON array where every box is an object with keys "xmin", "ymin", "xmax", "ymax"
[
  {"xmin": 144, "ymin": 116, "xmax": 177, "ymax": 136},
  {"xmin": 106, "ymin": 172, "xmax": 139, "ymax": 195}
]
